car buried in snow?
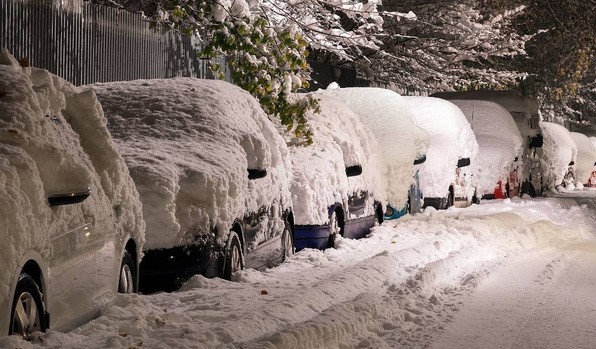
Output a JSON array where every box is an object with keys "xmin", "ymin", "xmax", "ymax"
[
  {"xmin": 90, "ymin": 78, "xmax": 295, "ymax": 293},
  {"xmin": 404, "ymin": 96, "xmax": 479, "ymax": 209},
  {"xmin": 431, "ymin": 90, "xmax": 544, "ymax": 197},
  {"xmin": 540, "ymin": 122, "xmax": 577, "ymax": 191},
  {"xmin": 320, "ymin": 86, "xmax": 429, "ymax": 219},
  {"xmin": 445, "ymin": 100, "xmax": 523, "ymax": 200},
  {"xmin": 287, "ymin": 93, "xmax": 387, "ymax": 251},
  {"xmin": 0, "ymin": 51, "xmax": 145, "ymax": 340},
  {"xmin": 569, "ymin": 132, "xmax": 596, "ymax": 188}
]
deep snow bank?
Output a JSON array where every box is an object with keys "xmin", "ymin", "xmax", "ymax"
[{"xmin": 7, "ymin": 196, "xmax": 596, "ymax": 349}]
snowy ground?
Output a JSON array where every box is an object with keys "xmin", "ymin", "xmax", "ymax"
[{"xmin": 2, "ymin": 190, "xmax": 596, "ymax": 349}]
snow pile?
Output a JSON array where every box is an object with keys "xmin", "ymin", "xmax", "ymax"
[
  {"xmin": 448, "ymin": 100, "xmax": 523, "ymax": 196},
  {"xmin": 7, "ymin": 196, "xmax": 596, "ymax": 348},
  {"xmin": 88, "ymin": 78, "xmax": 292, "ymax": 250},
  {"xmin": 286, "ymin": 93, "xmax": 387, "ymax": 225},
  {"xmin": 404, "ymin": 96, "xmax": 479, "ymax": 199},
  {"xmin": 320, "ymin": 86, "xmax": 429, "ymax": 210},
  {"xmin": 569, "ymin": 132, "xmax": 596, "ymax": 185},
  {"xmin": 0, "ymin": 49, "xmax": 145, "ymax": 325},
  {"xmin": 540, "ymin": 122, "xmax": 577, "ymax": 190}
]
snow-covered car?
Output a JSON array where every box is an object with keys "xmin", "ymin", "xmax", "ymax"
[
  {"xmin": 0, "ymin": 51, "xmax": 145, "ymax": 339},
  {"xmin": 320, "ymin": 86, "xmax": 429, "ymax": 219},
  {"xmin": 90, "ymin": 78, "xmax": 294, "ymax": 292},
  {"xmin": 287, "ymin": 93, "xmax": 387, "ymax": 250},
  {"xmin": 404, "ymin": 96, "xmax": 479, "ymax": 209},
  {"xmin": 431, "ymin": 90, "xmax": 543, "ymax": 196},
  {"xmin": 569, "ymin": 132, "xmax": 596, "ymax": 187},
  {"xmin": 447, "ymin": 100, "xmax": 523, "ymax": 199},
  {"xmin": 540, "ymin": 122, "xmax": 577, "ymax": 191}
]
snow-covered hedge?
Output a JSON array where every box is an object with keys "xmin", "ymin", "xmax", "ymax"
[
  {"xmin": 569, "ymin": 132, "xmax": 596, "ymax": 186},
  {"xmin": 286, "ymin": 93, "xmax": 387, "ymax": 225},
  {"xmin": 404, "ymin": 96, "xmax": 478, "ymax": 200},
  {"xmin": 0, "ymin": 50, "xmax": 145, "ymax": 314},
  {"xmin": 448, "ymin": 100, "xmax": 523, "ymax": 197},
  {"xmin": 540, "ymin": 122, "xmax": 577, "ymax": 190},
  {"xmin": 88, "ymin": 78, "xmax": 292, "ymax": 250},
  {"xmin": 320, "ymin": 86, "xmax": 428, "ymax": 210}
]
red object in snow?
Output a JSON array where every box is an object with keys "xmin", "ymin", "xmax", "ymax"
[{"xmin": 494, "ymin": 180, "xmax": 506, "ymax": 199}]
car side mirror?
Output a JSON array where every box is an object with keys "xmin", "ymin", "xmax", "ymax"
[
  {"xmin": 345, "ymin": 165, "xmax": 363, "ymax": 177},
  {"xmin": 457, "ymin": 158, "xmax": 471, "ymax": 168},
  {"xmin": 48, "ymin": 188, "xmax": 91, "ymax": 206},
  {"xmin": 248, "ymin": 169, "xmax": 267, "ymax": 180},
  {"xmin": 529, "ymin": 134, "xmax": 543, "ymax": 148},
  {"xmin": 413, "ymin": 155, "xmax": 427, "ymax": 165}
]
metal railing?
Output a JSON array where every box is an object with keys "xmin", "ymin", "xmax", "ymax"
[{"xmin": 1, "ymin": 0, "xmax": 227, "ymax": 86}]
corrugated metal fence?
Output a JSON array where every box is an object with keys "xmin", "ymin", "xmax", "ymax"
[{"xmin": 0, "ymin": 0, "xmax": 226, "ymax": 86}]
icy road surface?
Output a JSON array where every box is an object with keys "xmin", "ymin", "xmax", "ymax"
[{"xmin": 2, "ymin": 191, "xmax": 596, "ymax": 349}]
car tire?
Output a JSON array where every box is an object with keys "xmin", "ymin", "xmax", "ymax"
[
  {"xmin": 327, "ymin": 211, "xmax": 341, "ymax": 249},
  {"xmin": 10, "ymin": 273, "xmax": 47, "ymax": 340},
  {"xmin": 118, "ymin": 251, "xmax": 136, "ymax": 294},
  {"xmin": 223, "ymin": 232, "xmax": 243, "ymax": 280},
  {"xmin": 282, "ymin": 221, "xmax": 295, "ymax": 260},
  {"xmin": 374, "ymin": 204, "xmax": 384, "ymax": 226}
]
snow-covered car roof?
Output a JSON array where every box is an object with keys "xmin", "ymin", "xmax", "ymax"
[
  {"xmin": 0, "ymin": 50, "xmax": 145, "ymax": 303},
  {"xmin": 286, "ymin": 93, "xmax": 387, "ymax": 225},
  {"xmin": 404, "ymin": 96, "xmax": 478, "ymax": 198},
  {"xmin": 320, "ymin": 86, "xmax": 428, "ymax": 209},
  {"xmin": 89, "ymin": 78, "xmax": 292, "ymax": 250},
  {"xmin": 540, "ymin": 122, "xmax": 577, "ymax": 189},
  {"xmin": 569, "ymin": 132, "xmax": 596, "ymax": 185},
  {"xmin": 447, "ymin": 100, "xmax": 523, "ymax": 196}
]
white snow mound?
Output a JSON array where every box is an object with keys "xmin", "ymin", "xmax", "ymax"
[
  {"xmin": 569, "ymin": 132, "xmax": 596, "ymax": 185},
  {"xmin": 540, "ymin": 122, "xmax": 577, "ymax": 190}
]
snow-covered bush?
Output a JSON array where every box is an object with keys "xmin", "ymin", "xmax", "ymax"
[
  {"xmin": 404, "ymin": 96, "xmax": 479, "ymax": 205},
  {"xmin": 448, "ymin": 100, "xmax": 523, "ymax": 197},
  {"xmin": 320, "ymin": 86, "xmax": 428, "ymax": 210},
  {"xmin": 89, "ymin": 78, "xmax": 292, "ymax": 251},
  {"xmin": 0, "ymin": 49, "xmax": 145, "ymax": 334},
  {"xmin": 540, "ymin": 122, "xmax": 577, "ymax": 190}
]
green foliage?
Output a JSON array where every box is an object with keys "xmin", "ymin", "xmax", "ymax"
[{"xmin": 155, "ymin": 0, "xmax": 316, "ymax": 143}]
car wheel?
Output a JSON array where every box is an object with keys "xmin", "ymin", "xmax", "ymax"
[
  {"xmin": 223, "ymin": 232, "xmax": 243, "ymax": 280},
  {"xmin": 374, "ymin": 204, "xmax": 383, "ymax": 226},
  {"xmin": 118, "ymin": 251, "xmax": 136, "ymax": 294},
  {"xmin": 327, "ymin": 211, "xmax": 341, "ymax": 249},
  {"xmin": 10, "ymin": 273, "xmax": 47, "ymax": 340},
  {"xmin": 282, "ymin": 222, "xmax": 295, "ymax": 260},
  {"xmin": 406, "ymin": 195, "xmax": 412, "ymax": 214}
]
